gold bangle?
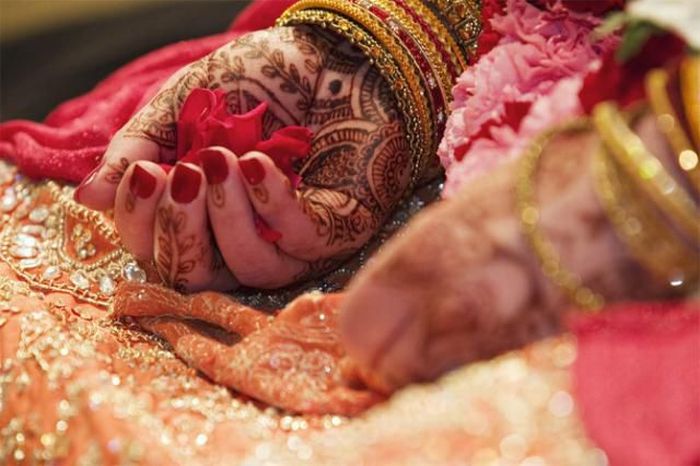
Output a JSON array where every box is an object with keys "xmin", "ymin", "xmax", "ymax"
[
  {"xmin": 424, "ymin": 0, "xmax": 482, "ymax": 57},
  {"xmin": 680, "ymin": 56, "xmax": 700, "ymax": 150},
  {"xmin": 400, "ymin": 0, "xmax": 470, "ymax": 71},
  {"xmin": 592, "ymin": 143, "xmax": 699, "ymax": 290},
  {"xmin": 592, "ymin": 102, "xmax": 699, "ymax": 241},
  {"xmin": 645, "ymin": 68, "xmax": 700, "ymax": 190},
  {"xmin": 278, "ymin": 0, "xmax": 481, "ymax": 187},
  {"xmin": 516, "ymin": 119, "xmax": 605, "ymax": 311}
]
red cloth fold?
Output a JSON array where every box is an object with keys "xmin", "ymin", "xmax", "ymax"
[
  {"xmin": 571, "ymin": 301, "xmax": 700, "ymax": 466},
  {"xmin": 0, "ymin": 0, "xmax": 296, "ymax": 183}
]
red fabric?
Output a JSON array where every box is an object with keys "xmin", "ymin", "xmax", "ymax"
[
  {"xmin": 571, "ymin": 301, "xmax": 700, "ymax": 466},
  {"xmin": 0, "ymin": 0, "xmax": 296, "ymax": 183}
]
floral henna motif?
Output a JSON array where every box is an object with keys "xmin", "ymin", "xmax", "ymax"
[
  {"xmin": 113, "ymin": 282, "xmax": 382, "ymax": 415},
  {"xmin": 104, "ymin": 157, "xmax": 130, "ymax": 185},
  {"xmin": 210, "ymin": 184, "xmax": 225, "ymax": 209},
  {"xmin": 290, "ymin": 47, "xmax": 411, "ymax": 259},
  {"xmin": 155, "ymin": 206, "xmax": 198, "ymax": 292},
  {"xmin": 123, "ymin": 26, "xmax": 334, "ymax": 152},
  {"xmin": 124, "ymin": 59, "xmax": 211, "ymax": 149},
  {"xmin": 299, "ymin": 188, "xmax": 377, "ymax": 248}
]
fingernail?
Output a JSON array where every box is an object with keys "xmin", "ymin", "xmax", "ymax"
[
  {"xmin": 199, "ymin": 148, "xmax": 229, "ymax": 184},
  {"xmin": 239, "ymin": 158, "xmax": 265, "ymax": 185},
  {"xmin": 129, "ymin": 164, "xmax": 157, "ymax": 198},
  {"xmin": 73, "ymin": 162, "xmax": 101, "ymax": 202},
  {"xmin": 171, "ymin": 163, "xmax": 201, "ymax": 204}
]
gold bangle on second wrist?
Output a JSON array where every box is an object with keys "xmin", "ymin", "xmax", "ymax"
[
  {"xmin": 592, "ymin": 143, "xmax": 699, "ymax": 290},
  {"xmin": 645, "ymin": 68, "xmax": 700, "ymax": 191},
  {"xmin": 516, "ymin": 119, "xmax": 606, "ymax": 312},
  {"xmin": 593, "ymin": 102, "xmax": 700, "ymax": 242}
]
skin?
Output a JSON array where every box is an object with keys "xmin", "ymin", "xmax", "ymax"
[
  {"xmin": 338, "ymin": 113, "xmax": 682, "ymax": 392},
  {"xmin": 78, "ymin": 26, "xmax": 412, "ymax": 291}
]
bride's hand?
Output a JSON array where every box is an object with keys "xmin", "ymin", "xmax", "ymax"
[
  {"xmin": 75, "ymin": 26, "xmax": 411, "ymax": 291},
  {"xmin": 339, "ymin": 118, "xmax": 668, "ymax": 391}
]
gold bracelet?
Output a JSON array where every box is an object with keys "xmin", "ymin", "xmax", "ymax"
[
  {"xmin": 516, "ymin": 119, "xmax": 605, "ymax": 311},
  {"xmin": 645, "ymin": 68, "xmax": 700, "ymax": 190},
  {"xmin": 680, "ymin": 56, "xmax": 700, "ymax": 150},
  {"xmin": 593, "ymin": 102, "xmax": 699, "ymax": 241},
  {"xmin": 592, "ymin": 143, "xmax": 699, "ymax": 290},
  {"xmin": 277, "ymin": 0, "xmax": 481, "ymax": 187}
]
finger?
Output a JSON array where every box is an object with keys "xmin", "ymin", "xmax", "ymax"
[
  {"xmin": 237, "ymin": 151, "xmax": 373, "ymax": 261},
  {"xmin": 112, "ymin": 282, "xmax": 190, "ymax": 319},
  {"xmin": 154, "ymin": 162, "xmax": 235, "ymax": 292},
  {"xmin": 114, "ymin": 281, "xmax": 270, "ymax": 336},
  {"xmin": 74, "ymin": 133, "xmax": 162, "ymax": 210},
  {"xmin": 200, "ymin": 147, "xmax": 307, "ymax": 288},
  {"xmin": 138, "ymin": 316, "xmax": 194, "ymax": 345},
  {"xmin": 188, "ymin": 291, "xmax": 271, "ymax": 336},
  {"xmin": 114, "ymin": 161, "xmax": 167, "ymax": 261},
  {"xmin": 312, "ymin": 386, "xmax": 383, "ymax": 417},
  {"xmin": 340, "ymin": 280, "xmax": 427, "ymax": 392}
]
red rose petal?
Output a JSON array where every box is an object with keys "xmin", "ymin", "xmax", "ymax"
[
  {"xmin": 253, "ymin": 213, "xmax": 282, "ymax": 243},
  {"xmin": 225, "ymin": 102, "xmax": 267, "ymax": 155},
  {"xmin": 176, "ymin": 88, "xmax": 313, "ymax": 185},
  {"xmin": 502, "ymin": 101, "xmax": 532, "ymax": 132},
  {"xmin": 177, "ymin": 88, "xmax": 219, "ymax": 159}
]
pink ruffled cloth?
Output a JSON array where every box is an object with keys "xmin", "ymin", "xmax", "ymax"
[{"xmin": 439, "ymin": 0, "xmax": 617, "ymax": 197}]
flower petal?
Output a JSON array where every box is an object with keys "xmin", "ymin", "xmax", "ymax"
[{"xmin": 176, "ymin": 88, "xmax": 218, "ymax": 159}]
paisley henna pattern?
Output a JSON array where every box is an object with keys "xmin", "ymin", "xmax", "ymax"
[{"xmin": 113, "ymin": 282, "xmax": 382, "ymax": 415}]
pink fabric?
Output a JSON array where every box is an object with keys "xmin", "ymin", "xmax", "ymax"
[
  {"xmin": 0, "ymin": 0, "xmax": 296, "ymax": 183},
  {"xmin": 571, "ymin": 301, "xmax": 700, "ymax": 466}
]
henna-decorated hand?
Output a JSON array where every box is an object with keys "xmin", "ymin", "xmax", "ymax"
[
  {"xmin": 339, "ymin": 114, "xmax": 673, "ymax": 391},
  {"xmin": 112, "ymin": 282, "xmax": 384, "ymax": 415},
  {"xmin": 76, "ymin": 26, "xmax": 411, "ymax": 291}
]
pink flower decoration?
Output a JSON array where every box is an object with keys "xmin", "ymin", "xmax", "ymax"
[
  {"xmin": 439, "ymin": 0, "xmax": 617, "ymax": 197},
  {"xmin": 175, "ymin": 88, "xmax": 312, "ymax": 187}
]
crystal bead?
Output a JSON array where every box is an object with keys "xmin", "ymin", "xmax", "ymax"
[
  {"xmin": 77, "ymin": 244, "xmax": 96, "ymax": 260},
  {"xmin": 14, "ymin": 233, "xmax": 39, "ymax": 248},
  {"xmin": 19, "ymin": 258, "xmax": 42, "ymax": 269},
  {"xmin": 122, "ymin": 262, "xmax": 146, "ymax": 283},
  {"xmin": 10, "ymin": 245, "xmax": 38, "ymax": 258},
  {"xmin": 42, "ymin": 266, "xmax": 61, "ymax": 281},
  {"xmin": 29, "ymin": 206, "xmax": 50, "ymax": 223},
  {"xmin": 1, "ymin": 190, "xmax": 18, "ymax": 212},
  {"xmin": 99, "ymin": 275, "xmax": 116, "ymax": 296},
  {"xmin": 20, "ymin": 225, "xmax": 45, "ymax": 237},
  {"xmin": 70, "ymin": 271, "xmax": 90, "ymax": 290}
]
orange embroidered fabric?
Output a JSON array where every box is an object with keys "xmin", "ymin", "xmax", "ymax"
[{"xmin": 0, "ymin": 162, "xmax": 603, "ymax": 464}]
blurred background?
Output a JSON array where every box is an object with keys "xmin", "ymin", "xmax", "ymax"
[{"xmin": 1, "ymin": 0, "xmax": 251, "ymax": 121}]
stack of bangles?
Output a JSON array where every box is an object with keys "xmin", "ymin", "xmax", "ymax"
[
  {"xmin": 277, "ymin": 0, "xmax": 481, "ymax": 188},
  {"xmin": 517, "ymin": 57, "xmax": 700, "ymax": 312}
]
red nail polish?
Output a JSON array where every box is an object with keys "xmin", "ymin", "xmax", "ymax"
[
  {"xmin": 199, "ymin": 148, "xmax": 229, "ymax": 185},
  {"xmin": 171, "ymin": 163, "xmax": 201, "ymax": 204},
  {"xmin": 239, "ymin": 158, "xmax": 265, "ymax": 185},
  {"xmin": 129, "ymin": 164, "xmax": 157, "ymax": 198},
  {"xmin": 73, "ymin": 162, "xmax": 101, "ymax": 202}
]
